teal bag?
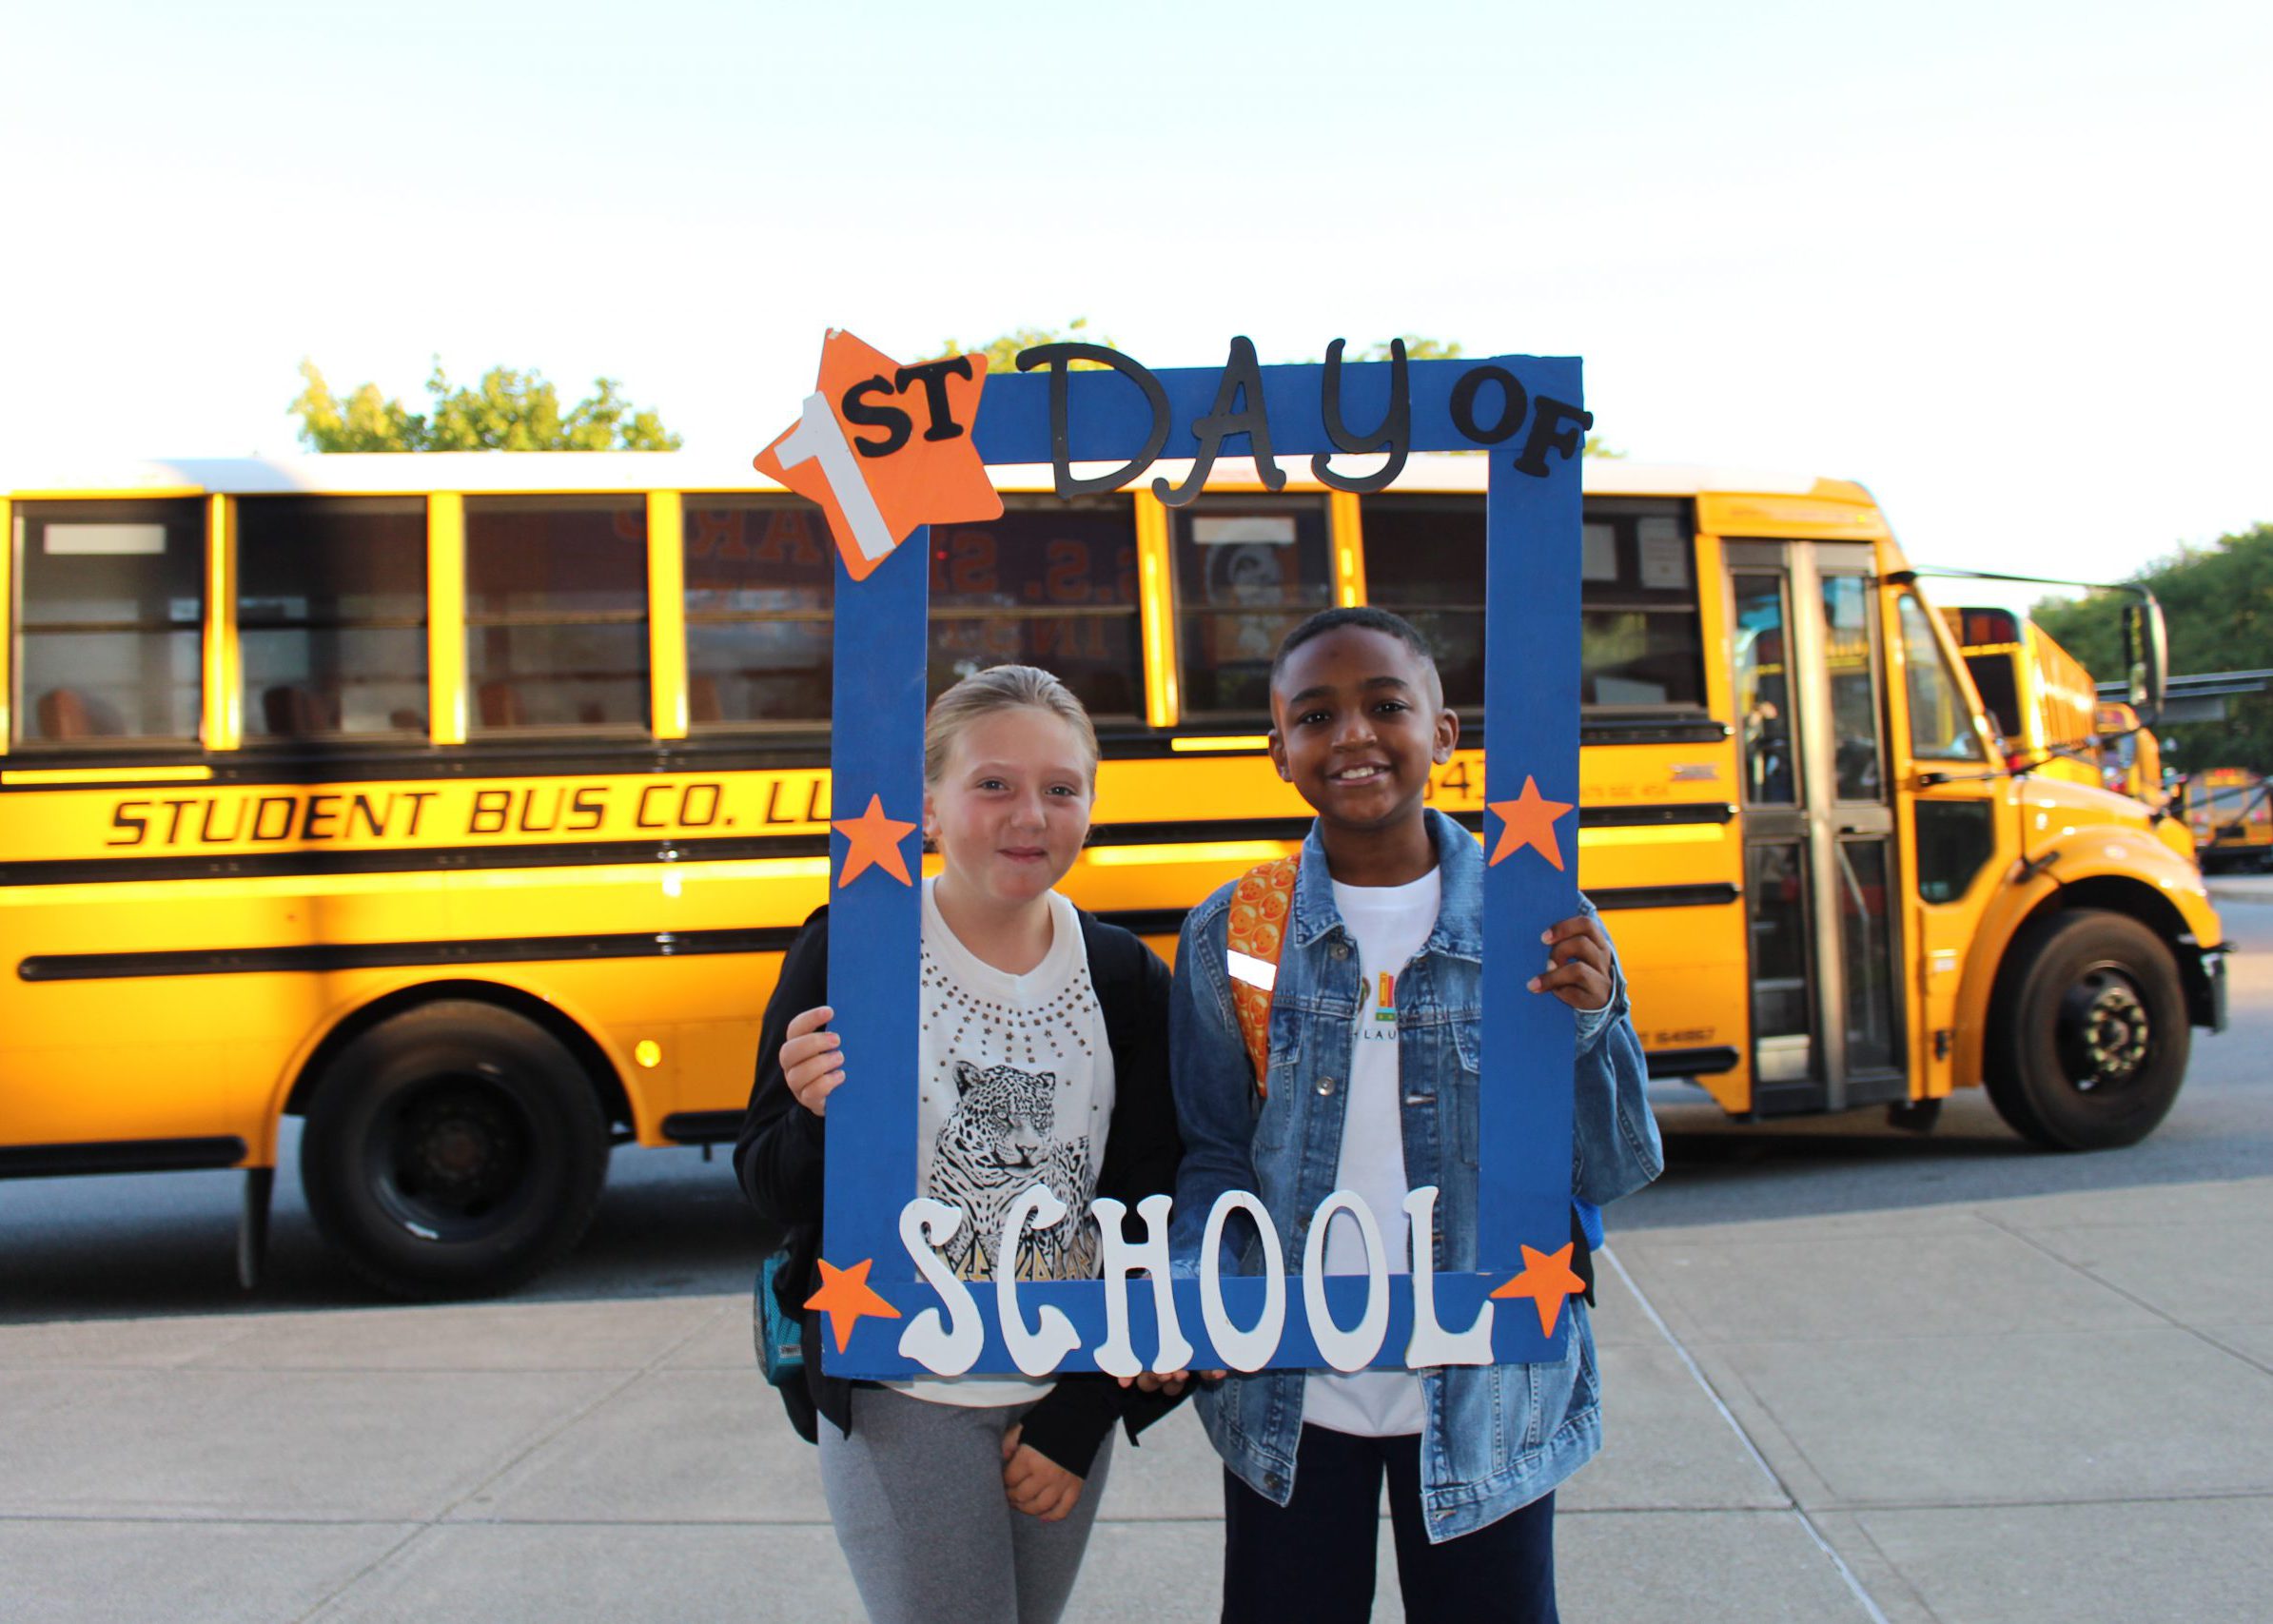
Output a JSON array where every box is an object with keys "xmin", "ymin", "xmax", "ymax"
[{"xmin": 754, "ymin": 1252, "xmax": 804, "ymax": 1387}]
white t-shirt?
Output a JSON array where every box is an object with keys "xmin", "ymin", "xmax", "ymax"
[
  {"xmin": 889, "ymin": 879, "xmax": 1115, "ymax": 1407},
  {"xmin": 1302, "ymin": 867, "xmax": 1440, "ymax": 1438}
]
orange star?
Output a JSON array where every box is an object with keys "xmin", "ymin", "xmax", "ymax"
[
  {"xmin": 804, "ymin": 1256, "xmax": 903, "ymax": 1354},
  {"xmin": 754, "ymin": 328, "xmax": 1003, "ymax": 582},
  {"xmin": 1490, "ymin": 1242, "xmax": 1587, "ymax": 1337},
  {"xmin": 833, "ymin": 793, "xmax": 917, "ymax": 889},
  {"xmin": 1487, "ymin": 775, "xmax": 1575, "ymax": 871}
]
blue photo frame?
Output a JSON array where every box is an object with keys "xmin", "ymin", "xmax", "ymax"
[{"xmin": 813, "ymin": 342, "xmax": 1585, "ymax": 1379}]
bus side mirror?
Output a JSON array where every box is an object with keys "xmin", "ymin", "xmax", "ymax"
[{"xmin": 2121, "ymin": 597, "xmax": 2167, "ymax": 723}]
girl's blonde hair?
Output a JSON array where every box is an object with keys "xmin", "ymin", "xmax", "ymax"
[{"xmin": 923, "ymin": 664, "xmax": 1100, "ymax": 788}]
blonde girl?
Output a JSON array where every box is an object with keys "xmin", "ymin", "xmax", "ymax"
[{"xmin": 735, "ymin": 665, "xmax": 1183, "ymax": 1624}]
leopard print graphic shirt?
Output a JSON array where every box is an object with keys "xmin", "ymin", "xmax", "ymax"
[
  {"xmin": 915, "ymin": 877, "xmax": 1113, "ymax": 1277},
  {"xmin": 894, "ymin": 880, "xmax": 1115, "ymax": 1406}
]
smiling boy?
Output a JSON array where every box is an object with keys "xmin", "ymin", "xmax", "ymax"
[{"xmin": 1167, "ymin": 606, "xmax": 1663, "ymax": 1623}]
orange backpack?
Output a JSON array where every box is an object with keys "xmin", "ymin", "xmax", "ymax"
[{"xmin": 1224, "ymin": 853, "xmax": 1303, "ymax": 1095}]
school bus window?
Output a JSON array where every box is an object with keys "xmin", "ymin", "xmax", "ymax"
[
  {"xmin": 1896, "ymin": 593, "xmax": 1986, "ymax": 762},
  {"xmin": 1837, "ymin": 840, "xmax": 1899, "ymax": 1067},
  {"xmin": 1356, "ymin": 494, "xmax": 1485, "ymax": 712},
  {"xmin": 1354, "ymin": 499, "xmax": 1699, "ymax": 713},
  {"xmin": 1962, "ymin": 653, "xmax": 2021, "ymax": 745},
  {"xmin": 930, "ymin": 496, "xmax": 1143, "ymax": 718},
  {"xmin": 1821, "ymin": 574, "xmax": 1884, "ymax": 801},
  {"xmin": 2100, "ymin": 726, "xmax": 2136, "ymax": 791},
  {"xmin": 1579, "ymin": 508, "xmax": 1702, "ymax": 710},
  {"xmin": 465, "ymin": 496, "xmax": 649, "ymax": 734},
  {"xmin": 1362, "ymin": 497, "xmax": 1704, "ymax": 715},
  {"xmin": 1746, "ymin": 842, "xmax": 1812, "ymax": 1071},
  {"xmin": 1916, "ymin": 800, "xmax": 1996, "ymax": 902},
  {"xmin": 11, "ymin": 498, "xmax": 203, "ymax": 746},
  {"xmin": 1732, "ymin": 574, "xmax": 1796, "ymax": 804},
  {"xmin": 238, "ymin": 497, "xmax": 427, "ymax": 740},
  {"xmin": 683, "ymin": 495, "xmax": 833, "ymax": 727},
  {"xmin": 2196, "ymin": 782, "xmax": 2266, "ymax": 829},
  {"xmin": 1172, "ymin": 498, "xmax": 1331, "ymax": 716}
]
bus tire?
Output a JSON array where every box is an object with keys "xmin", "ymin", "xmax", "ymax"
[
  {"xmin": 1986, "ymin": 909, "xmax": 2189, "ymax": 1151},
  {"xmin": 301, "ymin": 1000, "xmax": 610, "ymax": 1299}
]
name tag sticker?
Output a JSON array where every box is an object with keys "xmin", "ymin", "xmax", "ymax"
[{"xmin": 1226, "ymin": 949, "xmax": 1279, "ymax": 992}]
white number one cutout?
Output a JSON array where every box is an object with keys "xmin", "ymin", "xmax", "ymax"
[{"xmin": 773, "ymin": 390, "xmax": 898, "ymax": 567}]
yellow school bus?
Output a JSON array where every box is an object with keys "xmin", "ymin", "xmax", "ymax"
[
  {"xmin": 2182, "ymin": 767, "xmax": 2272, "ymax": 871},
  {"xmin": 1943, "ymin": 611, "xmax": 2193, "ymax": 864},
  {"xmin": 2093, "ymin": 700, "xmax": 2177, "ymax": 815},
  {"xmin": 1948, "ymin": 607, "xmax": 2103, "ymax": 788},
  {"xmin": 2, "ymin": 455, "xmax": 2227, "ymax": 1295}
]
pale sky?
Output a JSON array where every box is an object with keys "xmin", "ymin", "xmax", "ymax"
[{"xmin": 5, "ymin": 0, "xmax": 2264, "ymax": 614}]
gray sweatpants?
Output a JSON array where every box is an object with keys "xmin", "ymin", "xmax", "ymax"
[{"xmin": 819, "ymin": 1385, "xmax": 1114, "ymax": 1624}]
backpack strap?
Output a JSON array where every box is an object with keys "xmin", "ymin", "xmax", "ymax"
[
  {"xmin": 1076, "ymin": 909, "xmax": 1145, "ymax": 1066},
  {"xmin": 1224, "ymin": 854, "xmax": 1301, "ymax": 1098}
]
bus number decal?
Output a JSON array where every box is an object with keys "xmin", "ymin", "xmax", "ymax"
[{"xmin": 1432, "ymin": 759, "xmax": 1479, "ymax": 805}]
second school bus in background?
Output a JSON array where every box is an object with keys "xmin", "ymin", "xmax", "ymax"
[
  {"xmin": 2182, "ymin": 767, "xmax": 2272, "ymax": 872},
  {"xmin": 1947, "ymin": 606, "xmax": 2102, "ymax": 787},
  {"xmin": 1947, "ymin": 606, "xmax": 2194, "ymax": 864}
]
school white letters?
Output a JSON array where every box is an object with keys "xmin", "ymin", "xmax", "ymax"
[{"xmin": 893, "ymin": 1184, "xmax": 1501, "ymax": 1375}]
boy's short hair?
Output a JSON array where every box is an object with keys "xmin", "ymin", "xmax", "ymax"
[{"xmin": 1268, "ymin": 605, "xmax": 1443, "ymax": 700}]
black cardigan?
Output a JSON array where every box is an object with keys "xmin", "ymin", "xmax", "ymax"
[{"xmin": 733, "ymin": 903, "xmax": 1185, "ymax": 1477}]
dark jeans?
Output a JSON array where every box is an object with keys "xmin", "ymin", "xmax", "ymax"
[{"xmin": 1222, "ymin": 1425, "xmax": 1558, "ymax": 1624}]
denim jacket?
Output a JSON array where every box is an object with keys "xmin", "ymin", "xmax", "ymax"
[{"xmin": 1168, "ymin": 808, "xmax": 1663, "ymax": 1542}]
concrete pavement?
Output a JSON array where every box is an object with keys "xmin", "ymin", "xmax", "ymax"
[
  {"xmin": 6, "ymin": 882, "xmax": 2268, "ymax": 1621},
  {"xmin": 9, "ymin": 1165, "xmax": 2270, "ymax": 1622}
]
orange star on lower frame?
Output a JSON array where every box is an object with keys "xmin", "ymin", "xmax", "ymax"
[
  {"xmin": 1490, "ymin": 1242, "xmax": 1588, "ymax": 1337},
  {"xmin": 1487, "ymin": 775, "xmax": 1576, "ymax": 871},
  {"xmin": 805, "ymin": 1256, "xmax": 903, "ymax": 1354},
  {"xmin": 833, "ymin": 793, "xmax": 918, "ymax": 889}
]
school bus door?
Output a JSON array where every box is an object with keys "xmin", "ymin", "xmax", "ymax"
[
  {"xmin": 1725, "ymin": 541, "xmax": 1906, "ymax": 1114},
  {"xmin": 1890, "ymin": 588, "xmax": 2014, "ymax": 1101}
]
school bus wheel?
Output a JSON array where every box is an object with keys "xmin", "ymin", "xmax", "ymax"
[
  {"xmin": 300, "ymin": 1000, "xmax": 611, "ymax": 1299},
  {"xmin": 1985, "ymin": 910, "xmax": 2190, "ymax": 1152}
]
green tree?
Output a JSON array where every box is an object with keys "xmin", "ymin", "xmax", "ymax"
[
  {"xmin": 1361, "ymin": 335, "xmax": 1463, "ymax": 362},
  {"xmin": 1352, "ymin": 339, "xmax": 1620, "ymax": 457},
  {"xmin": 932, "ymin": 318, "xmax": 1118, "ymax": 374},
  {"xmin": 2030, "ymin": 520, "xmax": 2273, "ymax": 773},
  {"xmin": 290, "ymin": 359, "xmax": 681, "ymax": 451}
]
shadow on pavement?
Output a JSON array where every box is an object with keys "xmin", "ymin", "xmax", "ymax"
[
  {"xmin": 1627, "ymin": 893, "xmax": 2270, "ymax": 1231},
  {"xmin": 0, "ymin": 1134, "xmax": 772, "ymax": 1326},
  {"xmin": 1624, "ymin": 1084, "xmax": 2268, "ymax": 1231},
  {"xmin": 12, "ymin": 1092, "xmax": 2258, "ymax": 1318}
]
